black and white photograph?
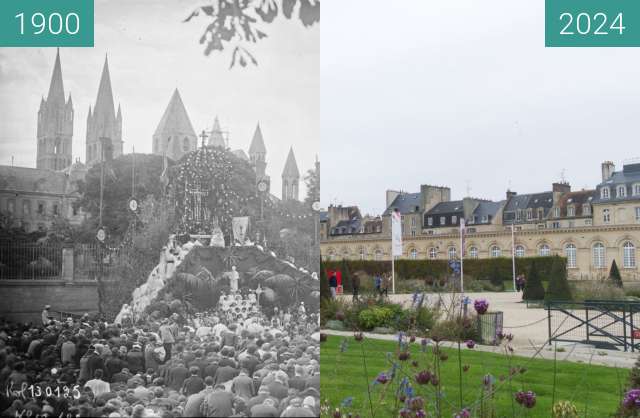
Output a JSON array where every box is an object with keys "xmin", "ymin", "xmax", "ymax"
[{"xmin": 0, "ymin": 1, "xmax": 320, "ymax": 417}]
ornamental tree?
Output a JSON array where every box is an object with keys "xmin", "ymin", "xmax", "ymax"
[
  {"xmin": 545, "ymin": 256, "xmax": 572, "ymax": 302},
  {"xmin": 523, "ymin": 260, "xmax": 546, "ymax": 301},
  {"xmin": 610, "ymin": 259, "xmax": 623, "ymax": 288}
]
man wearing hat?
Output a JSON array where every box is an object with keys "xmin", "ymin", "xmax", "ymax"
[{"xmin": 41, "ymin": 305, "xmax": 52, "ymax": 326}]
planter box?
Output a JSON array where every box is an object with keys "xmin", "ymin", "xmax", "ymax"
[{"xmin": 476, "ymin": 311, "xmax": 503, "ymax": 345}]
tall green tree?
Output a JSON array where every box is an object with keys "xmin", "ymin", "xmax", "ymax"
[
  {"xmin": 545, "ymin": 256, "xmax": 572, "ymax": 301},
  {"xmin": 609, "ymin": 259, "xmax": 623, "ymax": 288},
  {"xmin": 76, "ymin": 154, "xmax": 170, "ymax": 240},
  {"xmin": 523, "ymin": 260, "xmax": 546, "ymax": 301},
  {"xmin": 320, "ymin": 257, "xmax": 330, "ymax": 301}
]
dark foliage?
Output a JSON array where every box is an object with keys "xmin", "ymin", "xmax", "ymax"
[
  {"xmin": 610, "ymin": 259, "xmax": 624, "ymax": 288},
  {"xmin": 545, "ymin": 256, "xmax": 572, "ymax": 301},
  {"xmin": 523, "ymin": 260, "xmax": 546, "ymax": 301}
]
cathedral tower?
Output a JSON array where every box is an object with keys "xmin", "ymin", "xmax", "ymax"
[
  {"xmin": 86, "ymin": 55, "xmax": 123, "ymax": 166},
  {"xmin": 37, "ymin": 49, "xmax": 73, "ymax": 171},
  {"xmin": 282, "ymin": 147, "xmax": 300, "ymax": 201},
  {"xmin": 249, "ymin": 123, "xmax": 270, "ymax": 191},
  {"xmin": 152, "ymin": 89, "xmax": 197, "ymax": 161}
]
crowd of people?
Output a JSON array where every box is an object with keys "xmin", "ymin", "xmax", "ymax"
[{"xmin": 0, "ymin": 290, "xmax": 320, "ymax": 417}]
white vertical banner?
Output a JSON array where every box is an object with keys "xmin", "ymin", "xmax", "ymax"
[
  {"xmin": 391, "ymin": 209, "xmax": 403, "ymax": 256},
  {"xmin": 232, "ymin": 216, "xmax": 250, "ymax": 244},
  {"xmin": 460, "ymin": 217, "xmax": 465, "ymax": 293},
  {"xmin": 391, "ymin": 209, "xmax": 402, "ymax": 295}
]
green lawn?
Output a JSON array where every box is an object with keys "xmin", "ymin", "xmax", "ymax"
[{"xmin": 321, "ymin": 336, "xmax": 629, "ymax": 417}]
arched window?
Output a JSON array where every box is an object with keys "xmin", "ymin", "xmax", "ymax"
[
  {"xmin": 429, "ymin": 248, "xmax": 437, "ymax": 259},
  {"xmin": 375, "ymin": 249, "xmax": 383, "ymax": 260},
  {"xmin": 565, "ymin": 244, "xmax": 577, "ymax": 268},
  {"xmin": 623, "ymin": 242, "xmax": 636, "ymax": 268},
  {"xmin": 592, "ymin": 243, "xmax": 606, "ymax": 268},
  {"xmin": 410, "ymin": 248, "xmax": 418, "ymax": 259},
  {"xmin": 490, "ymin": 245, "xmax": 501, "ymax": 258},
  {"xmin": 539, "ymin": 244, "xmax": 551, "ymax": 257},
  {"xmin": 448, "ymin": 246, "xmax": 457, "ymax": 260},
  {"xmin": 469, "ymin": 247, "xmax": 478, "ymax": 259},
  {"xmin": 515, "ymin": 245, "xmax": 525, "ymax": 258},
  {"xmin": 601, "ymin": 187, "xmax": 610, "ymax": 199}
]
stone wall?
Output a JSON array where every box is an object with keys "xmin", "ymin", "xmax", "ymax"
[{"xmin": 0, "ymin": 280, "xmax": 99, "ymax": 323}]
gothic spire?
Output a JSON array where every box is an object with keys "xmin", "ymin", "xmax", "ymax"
[
  {"xmin": 46, "ymin": 48, "xmax": 66, "ymax": 107},
  {"xmin": 93, "ymin": 54, "xmax": 116, "ymax": 123},
  {"xmin": 154, "ymin": 88, "xmax": 196, "ymax": 137},
  {"xmin": 208, "ymin": 116, "xmax": 226, "ymax": 148},
  {"xmin": 249, "ymin": 123, "xmax": 267, "ymax": 155},
  {"xmin": 282, "ymin": 147, "xmax": 300, "ymax": 179}
]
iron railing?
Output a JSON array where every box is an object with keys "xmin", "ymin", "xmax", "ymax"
[
  {"xmin": 547, "ymin": 300, "xmax": 640, "ymax": 352},
  {"xmin": 0, "ymin": 244, "xmax": 62, "ymax": 280}
]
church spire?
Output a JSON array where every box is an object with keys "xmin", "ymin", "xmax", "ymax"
[
  {"xmin": 282, "ymin": 147, "xmax": 300, "ymax": 179},
  {"xmin": 249, "ymin": 123, "xmax": 267, "ymax": 155},
  {"xmin": 46, "ymin": 48, "xmax": 65, "ymax": 107},
  {"xmin": 93, "ymin": 54, "xmax": 116, "ymax": 123}
]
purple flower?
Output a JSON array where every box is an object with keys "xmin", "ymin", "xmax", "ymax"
[
  {"xmin": 465, "ymin": 339, "xmax": 476, "ymax": 349},
  {"xmin": 376, "ymin": 372, "xmax": 390, "ymax": 384},
  {"xmin": 474, "ymin": 298, "xmax": 489, "ymax": 315},
  {"xmin": 399, "ymin": 408, "xmax": 411, "ymax": 418},
  {"xmin": 409, "ymin": 396, "xmax": 425, "ymax": 411},
  {"xmin": 415, "ymin": 409, "xmax": 426, "ymax": 418},
  {"xmin": 415, "ymin": 370, "xmax": 432, "ymax": 385},
  {"xmin": 515, "ymin": 391, "xmax": 537, "ymax": 408},
  {"xmin": 398, "ymin": 351, "xmax": 410, "ymax": 361},
  {"xmin": 455, "ymin": 408, "xmax": 471, "ymax": 418},
  {"xmin": 354, "ymin": 332, "xmax": 364, "ymax": 342},
  {"xmin": 623, "ymin": 388, "xmax": 640, "ymax": 409}
]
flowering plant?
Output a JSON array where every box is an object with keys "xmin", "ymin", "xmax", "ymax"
[{"xmin": 474, "ymin": 298, "xmax": 489, "ymax": 315}]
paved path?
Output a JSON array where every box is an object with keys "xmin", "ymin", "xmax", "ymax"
[{"xmin": 331, "ymin": 291, "xmax": 639, "ymax": 368}]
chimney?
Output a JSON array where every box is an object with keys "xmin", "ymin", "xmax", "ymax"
[
  {"xmin": 386, "ymin": 190, "xmax": 401, "ymax": 209},
  {"xmin": 506, "ymin": 190, "xmax": 517, "ymax": 199},
  {"xmin": 601, "ymin": 161, "xmax": 615, "ymax": 182},
  {"xmin": 552, "ymin": 182, "xmax": 571, "ymax": 193}
]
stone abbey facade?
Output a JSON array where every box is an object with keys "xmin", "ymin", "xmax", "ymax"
[{"xmin": 321, "ymin": 161, "xmax": 640, "ymax": 280}]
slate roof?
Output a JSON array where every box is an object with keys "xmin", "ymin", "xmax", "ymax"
[
  {"xmin": 426, "ymin": 200, "xmax": 465, "ymax": 215},
  {"xmin": 154, "ymin": 89, "xmax": 196, "ymax": 138},
  {"xmin": 503, "ymin": 191, "xmax": 554, "ymax": 223},
  {"xmin": 594, "ymin": 163, "xmax": 640, "ymax": 203},
  {"xmin": 557, "ymin": 190, "xmax": 596, "ymax": 216},
  {"xmin": 382, "ymin": 193, "xmax": 421, "ymax": 216},
  {"xmin": 331, "ymin": 218, "xmax": 362, "ymax": 235},
  {"xmin": 472, "ymin": 200, "xmax": 504, "ymax": 224},
  {"xmin": 0, "ymin": 166, "xmax": 69, "ymax": 195}
]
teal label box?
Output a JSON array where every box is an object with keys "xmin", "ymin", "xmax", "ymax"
[
  {"xmin": 0, "ymin": 0, "xmax": 94, "ymax": 47},
  {"xmin": 546, "ymin": 0, "xmax": 640, "ymax": 47}
]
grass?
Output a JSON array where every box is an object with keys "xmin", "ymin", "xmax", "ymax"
[{"xmin": 321, "ymin": 335, "xmax": 627, "ymax": 417}]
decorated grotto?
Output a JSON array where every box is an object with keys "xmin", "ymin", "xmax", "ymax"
[{"xmin": 113, "ymin": 139, "xmax": 319, "ymax": 323}]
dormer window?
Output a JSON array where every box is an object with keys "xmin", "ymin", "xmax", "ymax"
[
  {"xmin": 427, "ymin": 217, "xmax": 433, "ymax": 226},
  {"xmin": 567, "ymin": 205, "xmax": 575, "ymax": 217},
  {"xmin": 634, "ymin": 184, "xmax": 640, "ymax": 196},
  {"xmin": 553, "ymin": 207, "xmax": 560, "ymax": 218},
  {"xmin": 452, "ymin": 215, "xmax": 458, "ymax": 224},
  {"xmin": 618, "ymin": 185, "xmax": 627, "ymax": 198},
  {"xmin": 527, "ymin": 208, "xmax": 533, "ymax": 220},
  {"xmin": 582, "ymin": 204, "xmax": 591, "ymax": 216},
  {"xmin": 440, "ymin": 216, "xmax": 446, "ymax": 225},
  {"xmin": 601, "ymin": 187, "xmax": 610, "ymax": 199}
]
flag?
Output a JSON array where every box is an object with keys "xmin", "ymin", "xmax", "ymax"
[
  {"xmin": 391, "ymin": 208, "xmax": 403, "ymax": 256},
  {"xmin": 460, "ymin": 218, "xmax": 466, "ymax": 257}
]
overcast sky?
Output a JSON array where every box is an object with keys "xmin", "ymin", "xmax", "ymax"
[
  {"xmin": 321, "ymin": 0, "xmax": 640, "ymax": 215},
  {"xmin": 0, "ymin": 0, "xmax": 318, "ymax": 199}
]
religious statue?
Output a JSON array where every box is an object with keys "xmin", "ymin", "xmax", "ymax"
[
  {"xmin": 210, "ymin": 217, "xmax": 225, "ymax": 248},
  {"xmin": 255, "ymin": 284, "xmax": 264, "ymax": 307},
  {"xmin": 229, "ymin": 265, "xmax": 240, "ymax": 293}
]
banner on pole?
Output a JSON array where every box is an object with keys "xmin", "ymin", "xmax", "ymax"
[
  {"xmin": 460, "ymin": 218, "xmax": 466, "ymax": 257},
  {"xmin": 391, "ymin": 209, "xmax": 403, "ymax": 256}
]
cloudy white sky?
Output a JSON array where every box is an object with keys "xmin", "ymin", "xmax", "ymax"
[
  {"xmin": 321, "ymin": 0, "xmax": 640, "ymax": 215},
  {"xmin": 0, "ymin": 0, "xmax": 319, "ymax": 199}
]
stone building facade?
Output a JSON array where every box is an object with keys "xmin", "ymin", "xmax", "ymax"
[{"xmin": 321, "ymin": 161, "xmax": 640, "ymax": 280}]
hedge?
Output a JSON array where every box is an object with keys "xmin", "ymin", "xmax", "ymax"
[{"xmin": 322, "ymin": 256, "xmax": 561, "ymax": 292}]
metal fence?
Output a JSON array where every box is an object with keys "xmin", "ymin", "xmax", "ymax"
[
  {"xmin": 547, "ymin": 300, "xmax": 640, "ymax": 352},
  {"xmin": 476, "ymin": 311, "xmax": 503, "ymax": 345},
  {"xmin": 73, "ymin": 244, "xmax": 126, "ymax": 280},
  {"xmin": 0, "ymin": 244, "xmax": 63, "ymax": 280}
]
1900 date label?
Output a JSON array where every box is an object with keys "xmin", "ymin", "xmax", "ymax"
[{"xmin": 0, "ymin": 0, "xmax": 93, "ymax": 47}]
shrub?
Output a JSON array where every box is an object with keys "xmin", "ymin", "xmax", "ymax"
[
  {"xmin": 488, "ymin": 262, "xmax": 504, "ymax": 289},
  {"xmin": 572, "ymin": 280, "xmax": 626, "ymax": 302},
  {"xmin": 546, "ymin": 256, "xmax": 572, "ymax": 302},
  {"xmin": 610, "ymin": 259, "xmax": 623, "ymax": 288},
  {"xmin": 358, "ymin": 306, "xmax": 395, "ymax": 330},
  {"xmin": 523, "ymin": 260, "xmax": 545, "ymax": 301},
  {"xmin": 429, "ymin": 315, "xmax": 479, "ymax": 342}
]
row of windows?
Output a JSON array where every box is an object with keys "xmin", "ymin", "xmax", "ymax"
[
  {"xmin": 601, "ymin": 184, "xmax": 640, "ymax": 200},
  {"xmin": 3, "ymin": 198, "xmax": 70, "ymax": 217},
  {"xmin": 327, "ymin": 242, "xmax": 638, "ymax": 270}
]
